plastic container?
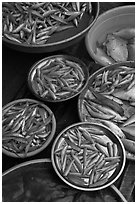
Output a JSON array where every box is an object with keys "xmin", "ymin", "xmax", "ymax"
[{"xmin": 85, "ymin": 6, "xmax": 135, "ymax": 66}]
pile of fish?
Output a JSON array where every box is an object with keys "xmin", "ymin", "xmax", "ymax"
[
  {"xmin": 96, "ymin": 28, "xmax": 135, "ymax": 64},
  {"xmin": 2, "ymin": 2, "xmax": 93, "ymax": 45},
  {"xmin": 2, "ymin": 100, "xmax": 55, "ymax": 157},
  {"xmin": 29, "ymin": 56, "xmax": 86, "ymax": 101},
  {"xmin": 53, "ymin": 123, "xmax": 122, "ymax": 188},
  {"xmin": 80, "ymin": 65, "xmax": 135, "ymax": 158}
]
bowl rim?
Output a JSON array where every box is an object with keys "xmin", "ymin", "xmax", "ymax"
[
  {"xmin": 2, "ymin": 158, "xmax": 51, "ymax": 177},
  {"xmin": 2, "ymin": 2, "xmax": 100, "ymax": 48},
  {"xmin": 97, "ymin": 5, "xmax": 135, "ymax": 21},
  {"xmin": 87, "ymin": 12, "xmax": 135, "ymax": 37},
  {"xmin": 51, "ymin": 121, "xmax": 126, "ymax": 191},
  {"xmin": 2, "ymin": 98, "xmax": 56, "ymax": 158},
  {"xmin": 27, "ymin": 54, "xmax": 89, "ymax": 103},
  {"xmin": 91, "ymin": 5, "xmax": 135, "ymax": 31},
  {"xmin": 86, "ymin": 4, "xmax": 135, "ymax": 37}
]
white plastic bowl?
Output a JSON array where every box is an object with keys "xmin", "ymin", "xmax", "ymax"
[{"xmin": 85, "ymin": 6, "xmax": 135, "ymax": 66}]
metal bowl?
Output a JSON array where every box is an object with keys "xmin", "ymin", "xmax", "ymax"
[
  {"xmin": 78, "ymin": 61, "xmax": 135, "ymax": 160},
  {"xmin": 2, "ymin": 158, "xmax": 127, "ymax": 202},
  {"xmin": 2, "ymin": 2, "xmax": 100, "ymax": 53},
  {"xmin": 85, "ymin": 5, "xmax": 135, "ymax": 66},
  {"xmin": 2, "ymin": 98, "xmax": 56, "ymax": 158},
  {"xmin": 51, "ymin": 122, "xmax": 126, "ymax": 191},
  {"xmin": 28, "ymin": 55, "xmax": 89, "ymax": 103}
]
